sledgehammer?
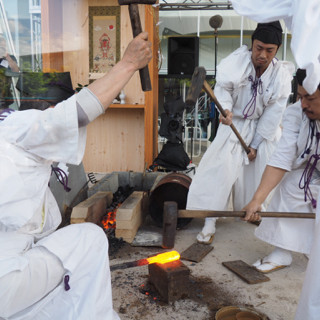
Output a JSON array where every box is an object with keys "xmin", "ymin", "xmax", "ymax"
[
  {"xmin": 186, "ymin": 66, "xmax": 250, "ymax": 154},
  {"xmin": 118, "ymin": 0, "xmax": 156, "ymax": 91},
  {"xmin": 162, "ymin": 201, "xmax": 316, "ymax": 249}
]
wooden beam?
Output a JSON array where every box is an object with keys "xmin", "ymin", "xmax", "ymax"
[{"xmin": 144, "ymin": 3, "xmax": 159, "ymax": 168}]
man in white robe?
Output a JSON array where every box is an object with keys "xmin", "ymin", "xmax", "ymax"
[
  {"xmin": 0, "ymin": 32, "xmax": 152, "ymax": 320},
  {"xmin": 229, "ymin": 2, "xmax": 320, "ymax": 318},
  {"xmin": 244, "ymin": 69, "xmax": 320, "ymax": 272},
  {"xmin": 186, "ymin": 22, "xmax": 294, "ymax": 244}
]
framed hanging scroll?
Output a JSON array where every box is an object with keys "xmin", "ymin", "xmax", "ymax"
[{"xmin": 89, "ymin": 6, "xmax": 120, "ymax": 76}]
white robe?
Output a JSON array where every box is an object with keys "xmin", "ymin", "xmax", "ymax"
[
  {"xmin": 228, "ymin": 3, "xmax": 320, "ymax": 318},
  {"xmin": 255, "ymin": 103, "xmax": 320, "ymax": 254},
  {"xmin": 231, "ymin": 0, "xmax": 320, "ymax": 95},
  {"xmin": 187, "ymin": 46, "xmax": 294, "ymax": 211},
  {"xmin": 295, "ymin": 196, "xmax": 320, "ymax": 320},
  {"xmin": 0, "ymin": 93, "xmax": 119, "ymax": 319}
]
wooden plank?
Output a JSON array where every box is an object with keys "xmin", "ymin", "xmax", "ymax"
[
  {"xmin": 115, "ymin": 191, "xmax": 147, "ymax": 243},
  {"xmin": 70, "ymin": 218, "xmax": 86, "ymax": 224},
  {"xmin": 222, "ymin": 260, "xmax": 270, "ymax": 284},
  {"xmin": 71, "ymin": 191, "xmax": 113, "ymax": 219},
  {"xmin": 115, "ymin": 229, "xmax": 137, "ymax": 243},
  {"xmin": 181, "ymin": 243, "xmax": 214, "ymax": 263},
  {"xmin": 82, "ymin": 108, "xmax": 145, "ymax": 172},
  {"xmin": 116, "ymin": 191, "xmax": 144, "ymax": 221}
]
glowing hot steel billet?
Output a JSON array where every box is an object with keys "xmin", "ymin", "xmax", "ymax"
[{"xmin": 110, "ymin": 251, "xmax": 180, "ymax": 271}]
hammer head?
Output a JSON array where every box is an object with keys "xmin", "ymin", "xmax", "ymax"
[
  {"xmin": 162, "ymin": 201, "xmax": 178, "ymax": 249},
  {"xmin": 185, "ymin": 67, "xmax": 207, "ymax": 109},
  {"xmin": 118, "ymin": 0, "xmax": 156, "ymax": 4}
]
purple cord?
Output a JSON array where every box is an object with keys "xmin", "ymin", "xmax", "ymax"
[
  {"xmin": 64, "ymin": 275, "xmax": 70, "ymax": 291},
  {"xmin": 51, "ymin": 166, "xmax": 71, "ymax": 192},
  {"xmin": 299, "ymin": 126, "xmax": 320, "ymax": 208},
  {"xmin": 243, "ymin": 75, "xmax": 263, "ymax": 119},
  {"xmin": 0, "ymin": 108, "xmax": 15, "ymax": 121}
]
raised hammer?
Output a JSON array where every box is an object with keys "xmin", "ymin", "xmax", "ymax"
[
  {"xmin": 118, "ymin": 0, "xmax": 156, "ymax": 92},
  {"xmin": 162, "ymin": 201, "xmax": 315, "ymax": 249},
  {"xmin": 186, "ymin": 66, "xmax": 250, "ymax": 154}
]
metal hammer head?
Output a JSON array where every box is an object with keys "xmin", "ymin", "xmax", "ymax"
[
  {"xmin": 185, "ymin": 66, "xmax": 207, "ymax": 109},
  {"xmin": 162, "ymin": 201, "xmax": 178, "ymax": 249},
  {"xmin": 118, "ymin": 0, "xmax": 156, "ymax": 5}
]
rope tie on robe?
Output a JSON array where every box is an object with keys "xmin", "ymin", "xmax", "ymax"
[
  {"xmin": 64, "ymin": 275, "xmax": 71, "ymax": 291},
  {"xmin": 0, "ymin": 108, "xmax": 15, "ymax": 121},
  {"xmin": 299, "ymin": 121, "xmax": 320, "ymax": 208},
  {"xmin": 51, "ymin": 165, "xmax": 71, "ymax": 192},
  {"xmin": 243, "ymin": 74, "xmax": 263, "ymax": 119}
]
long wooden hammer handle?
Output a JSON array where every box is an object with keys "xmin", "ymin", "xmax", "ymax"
[
  {"xmin": 203, "ymin": 81, "xmax": 250, "ymax": 154},
  {"xmin": 178, "ymin": 209, "xmax": 315, "ymax": 219},
  {"xmin": 128, "ymin": 4, "xmax": 152, "ymax": 92}
]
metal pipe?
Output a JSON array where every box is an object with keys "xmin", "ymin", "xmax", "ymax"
[
  {"xmin": 240, "ymin": 15, "xmax": 244, "ymax": 47},
  {"xmin": 160, "ymin": 2, "xmax": 233, "ymax": 11}
]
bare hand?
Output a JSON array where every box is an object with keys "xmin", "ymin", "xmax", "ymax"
[
  {"xmin": 122, "ymin": 32, "xmax": 152, "ymax": 72},
  {"xmin": 247, "ymin": 147, "xmax": 257, "ymax": 161},
  {"xmin": 220, "ymin": 109, "xmax": 233, "ymax": 125},
  {"xmin": 242, "ymin": 200, "xmax": 262, "ymax": 222}
]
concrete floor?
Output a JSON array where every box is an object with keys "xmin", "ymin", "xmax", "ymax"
[
  {"xmin": 99, "ymin": 140, "xmax": 307, "ymax": 319},
  {"xmin": 110, "ymin": 216, "xmax": 308, "ymax": 320}
]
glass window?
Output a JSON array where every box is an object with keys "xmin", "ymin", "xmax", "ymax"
[{"xmin": 158, "ymin": 8, "xmax": 295, "ymax": 163}]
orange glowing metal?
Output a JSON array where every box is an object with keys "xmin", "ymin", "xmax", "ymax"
[
  {"xmin": 146, "ymin": 251, "xmax": 180, "ymax": 265},
  {"xmin": 110, "ymin": 251, "xmax": 181, "ymax": 271}
]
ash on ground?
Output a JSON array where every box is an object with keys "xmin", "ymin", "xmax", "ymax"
[{"xmin": 110, "ymin": 244, "xmax": 270, "ymax": 320}]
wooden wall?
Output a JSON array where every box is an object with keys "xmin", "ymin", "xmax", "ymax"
[{"xmin": 41, "ymin": 0, "xmax": 158, "ymax": 172}]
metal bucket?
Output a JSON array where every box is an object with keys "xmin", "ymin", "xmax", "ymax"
[
  {"xmin": 149, "ymin": 172, "xmax": 192, "ymax": 229},
  {"xmin": 215, "ymin": 306, "xmax": 267, "ymax": 320}
]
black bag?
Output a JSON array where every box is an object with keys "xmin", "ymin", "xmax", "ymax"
[{"xmin": 152, "ymin": 142, "xmax": 190, "ymax": 171}]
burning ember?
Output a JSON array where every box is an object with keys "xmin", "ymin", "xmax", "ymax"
[
  {"xmin": 101, "ymin": 205, "xmax": 119, "ymax": 230},
  {"xmin": 139, "ymin": 283, "xmax": 159, "ymax": 301},
  {"xmin": 101, "ymin": 185, "xmax": 134, "ymax": 231},
  {"xmin": 100, "ymin": 186, "xmax": 134, "ymax": 257},
  {"xmin": 110, "ymin": 250, "xmax": 181, "ymax": 271}
]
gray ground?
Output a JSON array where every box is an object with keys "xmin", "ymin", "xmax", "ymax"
[{"xmin": 110, "ymin": 217, "xmax": 307, "ymax": 320}]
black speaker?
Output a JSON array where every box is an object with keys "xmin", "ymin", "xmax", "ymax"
[{"xmin": 168, "ymin": 36, "xmax": 199, "ymax": 77}]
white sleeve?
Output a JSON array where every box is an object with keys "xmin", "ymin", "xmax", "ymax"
[
  {"xmin": 250, "ymin": 132, "xmax": 264, "ymax": 149},
  {"xmin": 76, "ymin": 87, "xmax": 104, "ymax": 123},
  {"xmin": 255, "ymin": 61, "xmax": 294, "ymax": 141},
  {"xmin": 290, "ymin": 0, "xmax": 320, "ymax": 94},
  {"xmin": 231, "ymin": 0, "xmax": 293, "ymax": 25},
  {"xmin": 268, "ymin": 103, "xmax": 301, "ymax": 171},
  {"xmin": 0, "ymin": 95, "xmax": 86, "ymax": 164}
]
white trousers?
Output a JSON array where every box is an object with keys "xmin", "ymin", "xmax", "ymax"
[
  {"xmin": 0, "ymin": 246, "xmax": 65, "ymax": 318},
  {"xmin": 0, "ymin": 223, "xmax": 119, "ymax": 320}
]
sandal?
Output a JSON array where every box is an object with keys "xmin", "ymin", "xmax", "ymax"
[
  {"xmin": 196, "ymin": 231, "xmax": 215, "ymax": 245},
  {"xmin": 253, "ymin": 258, "xmax": 288, "ymax": 274}
]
